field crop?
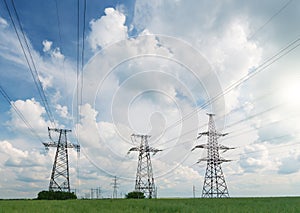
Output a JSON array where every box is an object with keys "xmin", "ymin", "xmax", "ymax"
[{"xmin": 0, "ymin": 197, "xmax": 300, "ymax": 213}]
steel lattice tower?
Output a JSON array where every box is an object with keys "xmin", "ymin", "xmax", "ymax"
[
  {"xmin": 128, "ymin": 134, "xmax": 161, "ymax": 198},
  {"xmin": 192, "ymin": 113, "xmax": 234, "ymax": 198},
  {"xmin": 112, "ymin": 176, "xmax": 119, "ymax": 199},
  {"xmin": 43, "ymin": 127, "xmax": 80, "ymax": 192}
]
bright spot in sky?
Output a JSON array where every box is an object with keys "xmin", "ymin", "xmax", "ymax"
[{"xmin": 281, "ymin": 78, "xmax": 300, "ymax": 108}]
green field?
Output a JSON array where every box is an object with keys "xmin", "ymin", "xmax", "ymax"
[{"xmin": 1, "ymin": 197, "xmax": 300, "ymax": 213}]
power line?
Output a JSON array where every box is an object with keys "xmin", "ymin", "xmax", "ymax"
[
  {"xmin": 154, "ymin": 89, "xmax": 277, "ymax": 147},
  {"xmin": 54, "ymin": 0, "xmax": 62, "ymax": 45},
  {"xmin": 0, "ymin": 85, "xmax": 44, "ymax": 143},
  {"xmin": 3, "ymin": 0, "xmax": 56, "ymax": 126},
  {"xmin": 224, "ymin": 137, "xmax": 300, "ymax": 162},
  {"xmin": 74, "ymin": 0, "xmax": 86, "ymax": 193},
  {"xmin": 81, "ymin": 0, "xmax": 86, "ymax": 103},
  {"xmin": 81, "ymin": 0, "xmax": 87, "ymax": 111},
  {"xmin": 248, "ymin": 0, "xmax": 294, "ymax": 40},
  {"xmin": 75, "ymin": 0, "xmax": 86, "ymax": 138},
  {"xmin": 159, "ymin": 101, "xmax": 294, "ymax": 152},
  {"xmin": 10, "ymin": 0, "xmax": 56, "ymax": 126},
  {"xmin": 153, "ymin": 36, "xmax": 300, "ymax": 139},
  {"xmin": 54, "ymin": 0, "xmax": 69, "ymax": 108},
  {"xmin": 76, "ymin": 0, "xmax": 80, "ymax": 134}
]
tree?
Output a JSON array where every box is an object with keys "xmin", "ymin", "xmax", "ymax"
[
  {"xmin": 125, "ymin": 191, "xmax": 145, "ymax": 199},
  {"xmin": 37, "ymin": 190, "xmax": 77, "ymax": 200}
]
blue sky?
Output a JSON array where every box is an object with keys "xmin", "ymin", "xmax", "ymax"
[{"xmin": 0, "ymin": 0, "xmax": 300, "ymax": 199}]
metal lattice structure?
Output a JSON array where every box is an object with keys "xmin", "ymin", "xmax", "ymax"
[
  {"xmin": 192, "ymin": 113, "xmax": 234, "ymax": 198},
  {"xmin": 128, "ymin": 134, "xmax": 161, "ymax": 198},
  {"xmin": 112, "ymin": 176, "xmax": 119, "ymax": 199},
  {"xmin": 43, "ymin": 127, "xmax": 80, "ymax": 192}
]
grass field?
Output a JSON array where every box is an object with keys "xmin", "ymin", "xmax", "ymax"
[{"xmin": 1, "ymin": 197, "xmax": 300, "ymax": 213}]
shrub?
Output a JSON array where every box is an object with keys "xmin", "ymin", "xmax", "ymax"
[
  {"xmin": 37, "ymin": 190, "xmax": 77, "ymax": 200},
  {"xmin": 125, "ymin": 191, "xmax": 145, "ymax": 199}
]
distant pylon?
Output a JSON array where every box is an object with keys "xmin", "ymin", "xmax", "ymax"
[
  {"xmin": 43, "ymin": 127, "xmax": 80, "ymax": 192},
  {"xmin": 111, "ymin": 176, "xmax": 119, "ymax": 199},
  {"xmin": 192, "ymin": 113, "xmax": 234, "ymax": 198},
  {"xmin": 128, "ymin": 134, "xmax": 161, "ymax": 198}
]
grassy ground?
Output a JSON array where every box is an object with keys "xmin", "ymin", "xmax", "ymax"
[{"xmin": 0, "ymin": 197, "xmax": 300, "ymax": 213}]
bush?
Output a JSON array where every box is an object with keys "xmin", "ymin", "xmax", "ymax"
[
  {"xmin": 37, "ymin": 190, "xmax": 77, "ymax": 200},
  {"xmin": 125, "ymin": 191, "xmax": 145, "ymax": 199}
]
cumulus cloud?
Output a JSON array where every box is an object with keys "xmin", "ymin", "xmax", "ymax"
[
  {"xmin": 239, "ymin": 143, "xmax": 272, "ymax": 173},
  {"xmin": 56, "ymin": 104, "xmax": 70, "ymax": 119},
  {"xmin": 42, "ymin": 40, "xmax": 64, "ymax": 60},
  {"xmin": 0, "ymin": 17, "xmax": 8, "ymax": 28},
  {"xmin": 8, "ymin": 99, "xmax": 51, "ymax": 135},
  {"xmin": 0, "ymin": 141, "xmax": 46, "ymax": 168},
  {"xmin": 88, "ymin": 7, "xmax": 128, "ymax": 50},
  {"xmin": 133, "ymin": 0, "xmax": 263, "ymax": 115},
  {"xmin": 278, "ymin": 152, "xmax": 300, "ymax": 175},
  {"xmin": 42, "ymin": 40, "xmax": 53, "ymax": 52}
]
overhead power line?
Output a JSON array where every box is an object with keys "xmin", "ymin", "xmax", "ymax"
[
  {"xmin": 54, "ymin": 0, "xmax": 62, "ymax": 45},
  {"xmin": 155, "ymin": 36, "xmax": 300, "ymax": 139},
  {"xmin": 248, "ymin": 0, "xmax": 294, "ymax": 40},
  {"xmin": 0, "ymin": 85, "xmax": 44, "ymax": 143},
  {"xmin": 3, "ymin": 0, "xmax": 56, "ymax": 127},
  {"xmin": 76, "ymin": 0, "xmax": 86, "ymax": 138},
  {"xmin": 155, "ymin": 90, "xmax": 282, "ymax": 148}
]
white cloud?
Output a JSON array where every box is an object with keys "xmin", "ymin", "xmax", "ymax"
[
  {"xmin": 56, "ymin": 104, "xmax": 70, "ymax": 119},
  {"xmin": 42, "ymin": 40, "xmax": 64, "ymax": 60},
  {"xmin": 239, "ymin": 143, "xmax": 273, "ymax": 173},
  {"xmin": 51, "ymin": 47, "xmax": 64, "ymax": 59},
  {"xmin": 0, "ymin": 17, "xmax": 8, "ymax": 28},
  {"xmin": 76, "ymin": 103, "xmax": 101, "ymax": 148},
  {"xmin": 8, "ymin": 99, "xmax": 51, "ymax": 135},
  {"xmin": 278, "ymin": 152, "xmax": 300, "ymax": 174},
  {"xmin": 88, "ymin": 7, "xmax": 128, "ymax": 50},
  {"xmin": 42, "ymin": 40, "xmax": 52, "ymax": 52},
  {"xmin": 133, "ymin": 0, "xmax": 263, "ymax": 114}
]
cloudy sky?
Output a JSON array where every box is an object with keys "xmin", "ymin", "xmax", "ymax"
[{"xmin": 0, "ymin": 0, "xmax": 300, "ymax": 198}]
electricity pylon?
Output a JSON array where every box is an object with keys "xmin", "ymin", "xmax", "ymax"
[
  {"xmin": 192, "ymin": 113, "xmax": 234, "ymax": 198},
  {"xmin": 111, "ymin": 176, "xmax": 119, "ymax": 199},
  {"xmin": 43, "ymin": 127, "xmax": 80, "ymax": 192},
  {"xmin": 128, "ymin": 134, "xmax": 161, "ymax": 198}
]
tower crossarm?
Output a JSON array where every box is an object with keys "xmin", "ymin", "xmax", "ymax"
[
  {"xmin": 219, "ymin": 144, "xmax": 235, "ymax": 153},
  {"xmin": 127, "ymin": 146, "xmax": 162, "ymax": 155},
  {"xmin": 48, "ymin": 127, "xmax": 72, "ymax": 133},
  {"xmin": 192, "ymin": 144, "xmax": 234, "ymax": 152},
  {"xmin": 148, "ymin": 147, "xmax": 162, "ymax": 155},
  {"xmin": 196, "ymin": 157, "xmax": 232, "ymax": 164},
  {"xmin": 197, "ymin": 132, "xmax": 208, "ymax": 139},
  {"xmin": 191, "ymin": 144, "xmax": 207, "ymax": 151},
  {"xmin": 127, "ymin": 147, "xmax": 139, "ymax": 155},
  {"xmin": 43, "ymin": 142, "xmax": 80, "ymax": 154},
  {"xmin": 43, "ymin": 141, "xmax": 78, "ymax": 148},
  {"xmin": 198, "ymin": 132, "xmax": 228, "ymax": 139}
]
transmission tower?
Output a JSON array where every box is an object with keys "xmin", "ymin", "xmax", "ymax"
[
  {"xmin": 128, "ymin": 134, "xmax": 161, "ymax": 198},
  {"xmin": 111, "ymin": 176, "xmax": 119, "ymax": 199},
  {"xmin": 43, "ymin": 127, "xmax": 80, "ymax": 192},
  {"xmin": 192, "ymin": 113, "xmax": 234, "ymax": 198}
]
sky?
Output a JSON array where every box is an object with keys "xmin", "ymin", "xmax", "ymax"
[{"xmin": 0, "ymin": 0, "xmax": 300, "ymax": 199}]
